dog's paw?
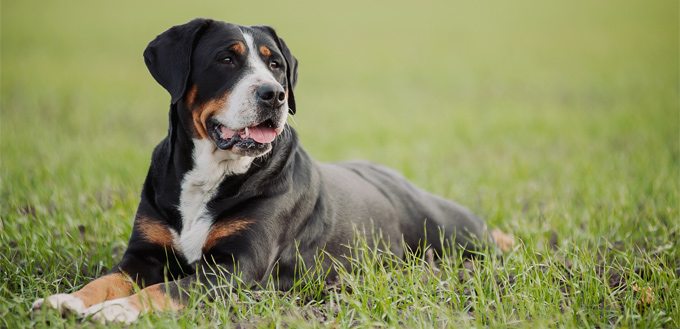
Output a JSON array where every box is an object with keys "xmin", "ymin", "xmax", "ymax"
[
  {"xmin": 83, "ymin": 298, "xmax": 140, "ymax": 324},
  {"xmin": 31, "ymin": 294, "xmax": 87, "ymax": 314},
  {"xmin": 491, "ymin": 229, "xmax": 515, "ymax": 252}
]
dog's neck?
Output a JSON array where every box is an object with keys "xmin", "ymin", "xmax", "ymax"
[
  {"xmin": 169, "ymin": 103, "xmax": 298, "ymax": 193},
  {"xmin": 146, "ymin": 106, "xmax": 309, "ymax": 260},
  {"xmin": 149, "ymin": 104, "xmax": 301, "ymax": 231}
]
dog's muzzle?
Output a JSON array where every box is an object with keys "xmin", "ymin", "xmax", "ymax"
[{"xmin": 207, "ymin": 117, "xmax": 283, "ymax": 152}]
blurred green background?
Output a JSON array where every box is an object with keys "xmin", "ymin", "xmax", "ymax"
[
  {"xmin": 2, "ymin": 0, "xmax": 678, "ymax": 242},
  {"xmin": 1, "ymin": 0, "xmax": 679, "ymax": 326}
]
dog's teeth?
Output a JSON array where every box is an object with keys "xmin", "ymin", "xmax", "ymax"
[{"xmin": 245, "ymin": 127, "xmax": 249, "ymax": 136}]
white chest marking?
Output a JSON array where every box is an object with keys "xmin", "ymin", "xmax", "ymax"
[{"xmin": 176, "ymin": 139, "xmax": 253, "ymax": 263}]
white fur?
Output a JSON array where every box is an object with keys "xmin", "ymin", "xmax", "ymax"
[
  {"xmin": 31, "ymin": 294, "xmax": 86, "ymax": 314},
  {"xmin": 213, "ymin": 32, "xmax": 287, "ymax": 131},
  {"xmin": 176, "ymin": 139, "xmax": 253, "ymax": 263},
  {"xmin": 84, "ymin": 298, "xmax": 140, "ymax": 324}
]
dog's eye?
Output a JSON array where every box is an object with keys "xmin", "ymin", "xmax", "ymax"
[
  {"xmin": 220, "ymin": 57, "xmax": 233, "ymax": 64},
  {"xmin": 269, "ymin": 61, "xmax": 280, "ymax": 69}
]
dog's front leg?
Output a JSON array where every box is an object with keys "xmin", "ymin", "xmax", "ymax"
[
  {"xmin": 80, "ymin": 281, "xmax": 181, "ymax": 324},
  {"xmin": 81, "ymin": 228, "xmax": 265, "ymax": 324},
  {"xmin": 31, "ymin": 250, "xmax": 163, "ymax": 315},
  {"xmin": 31, "ymin": 214, "xmax": 180, "ymax": 315},
  {"xmin": 30, "ymin": 272, "xmax": 135, "ymax": 315},
  {"xmin": 82, "ymin": 263, "xmax": 243, "ymax": 324}
]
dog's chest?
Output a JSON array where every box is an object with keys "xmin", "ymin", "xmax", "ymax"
[{"xmin": 175, "ymin": 140, "xmax": 253, "ymax": 264}]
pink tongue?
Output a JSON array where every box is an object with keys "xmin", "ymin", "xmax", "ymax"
[
  {"xmin": 248, "ymin": 126, "xmax": 276, "ymax": 144},
  {"xmin": 220, "ymin": 126, "xmax": 236, "ymax": 140}
]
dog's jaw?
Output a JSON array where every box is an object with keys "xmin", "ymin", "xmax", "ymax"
[{"xmin": 206, "ymin": 118, "xmax": 285, "ymax": 157}]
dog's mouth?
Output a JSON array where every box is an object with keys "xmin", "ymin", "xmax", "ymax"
[{"xmin": 207, "ymin": 118, "xmax": 283, "ymax": 154}]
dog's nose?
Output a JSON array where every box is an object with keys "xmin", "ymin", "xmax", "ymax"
[{"xmin": 255, "ymin": 84, "xmax": 286, "ymax": 108}]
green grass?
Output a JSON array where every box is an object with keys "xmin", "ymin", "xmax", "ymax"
[{"xmin": 1, "ymin": 0, "xmax": 678, "ymax": 327}]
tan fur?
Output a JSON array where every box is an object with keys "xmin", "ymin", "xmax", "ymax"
[
  {"xmin": 202, "ymin": 219, "xmax": 254, "ymax": 252},
  {"xmin": 259, "ymin": 45, "xmax": 271, "ymax": 57},
  {"xmin": 185, "ymin": 85, "xmax": 198, "ymax": 108},
  {"xmin": 190, "ymin": 91, "xmax": 230, "ymax": 139},
  {"xmin": 491, "ymin": 229, "xmax": 515, "ymax": 252},
  {"xmin": 71, "ymin": 273, "xmax": 134, "ymax": 307},
  {"xmin": 124, "ymin": 283, "xmax": 184, "ymax": 314},
  {"xmin": 136, "ymin": 217, "xmax": 175, "ymax": 248},
  {"xmin": 230, "ymin": 43, "xmax": 245, "ymax": 55}
]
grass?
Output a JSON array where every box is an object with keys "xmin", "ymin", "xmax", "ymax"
[{"xmin": 1, "ymin": 0, "xmax": 678, "ymax": 327}]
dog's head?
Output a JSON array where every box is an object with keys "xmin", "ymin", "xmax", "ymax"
[{"xmin": 144, "ymin": 19, "xmax": 298, "ymax": 158}]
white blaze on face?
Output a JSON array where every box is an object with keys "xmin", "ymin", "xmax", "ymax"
[{"xmin": 212, "ymin": 31, "xmax": 288, "ymax": 131}]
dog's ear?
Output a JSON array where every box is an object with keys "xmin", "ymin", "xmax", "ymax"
[
  {"xmin": 144, "ymin": 18, "xmax": 212, "ymax": 104},
  {"xmin": 255, "ymin": 26, "xmax": 298, "ymax": 115}
]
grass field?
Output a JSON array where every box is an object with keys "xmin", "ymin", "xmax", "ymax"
[{"xmin": 1, "ymin": 0, "xmax": 678, "ymax": 327}]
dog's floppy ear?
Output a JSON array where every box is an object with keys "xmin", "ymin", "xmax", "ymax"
[
  {"xmin": 277, "ymin": 36, "xmax": 298, "ymax": 115},
  {"xmin": 144, "ymin": 18, "xmax": 212, "ymax": 104},
  {"xmin": 255, "ymin": 26, "xmax": 299, "ymax": 115}
]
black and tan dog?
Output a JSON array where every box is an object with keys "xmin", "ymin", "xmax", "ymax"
[{"xmin": 32, "ymin": 18, "xmax": 512, "ymax": 323}]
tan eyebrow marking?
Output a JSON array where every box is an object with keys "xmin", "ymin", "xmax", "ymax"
[
  {"xmin": 230, "ymin": 43, "xmax": 245, "ymax": 55},
  {"xmin": 259, "ymin": 45, "xmax": 271, "ymax": 57}
]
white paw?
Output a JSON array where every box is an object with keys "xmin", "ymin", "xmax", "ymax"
[
  {"xmin": 31, "ymin": 294, "xmax": 86, "ymax": 314},
  {"xmin": 84, "ymin": 298, "xmax": 140, "ymax": 324}
]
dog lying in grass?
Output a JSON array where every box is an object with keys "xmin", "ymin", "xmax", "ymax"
[{"xmin": 32, "ymin": 18, "xmax": 513, "ymax": 323}]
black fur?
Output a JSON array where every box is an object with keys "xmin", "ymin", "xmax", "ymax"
[{"xmin": 115, "ymin": 19, "xmax": 492, "ymax": 303}]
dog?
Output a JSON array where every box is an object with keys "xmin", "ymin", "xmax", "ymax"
[{"xmin": 31, "ymin": 18, "xmax": 512, "ymax": 323}]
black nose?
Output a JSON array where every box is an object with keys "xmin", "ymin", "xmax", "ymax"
[{"xmin": 255, "ymin": 84, "xmax": 286, "ymax": 108}]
